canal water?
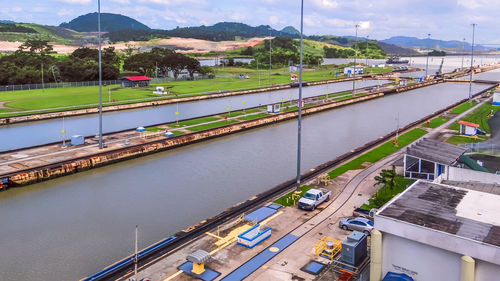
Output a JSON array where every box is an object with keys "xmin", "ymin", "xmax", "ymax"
[
  {"xmin": 0, "ymin": 83, "xmax": 492, "ymax": 281},
  {"xmin": 0, "ymin": 80, "xmax": 387, "ymax": 152}
]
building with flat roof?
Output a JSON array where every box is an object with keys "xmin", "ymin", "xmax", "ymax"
[
  {"xmin": 371, "ymin": 180, "xmax": 500, "ymax": 281},
  {"xmin": 120, "ymin": 76, "xmax": 151, "ymax": 88}
]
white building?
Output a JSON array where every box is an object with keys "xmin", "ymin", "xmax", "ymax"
[
  {"xmin": 344, "ymin": 66, "xmax": 365, "ymax": 75},
  {"xmin": 167, "ymin": 69, "xmax": 200, "ymax": 79},
  {"xmin": 371, "ymin": 180, "xmax": 500, "ymax": 281}
]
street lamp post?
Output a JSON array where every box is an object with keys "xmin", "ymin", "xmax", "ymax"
[
  {"xmin": 98, "ymin": 0, "xmax": 103, "ymax": 149},
  {"xmin": 425, "ymin": 33, "xmax": 431, "ymax": 78},
  {"xmin": 468, "ymin": 24, "xmax": 477, "ymax": 101},
  {"xmin": 352, "ymin": 24, "xmax": 359, "ymax": 96},
  {"xmin": 365, "ymin": 35, "xmax": 369, "ymax": 66},
  {"xmin": 296, "ymin": 0, "xmax": 304, "ymax": 191},
  {"xmin": 269, "ymin": 28, "xmax": 272, "ymax": 86}
]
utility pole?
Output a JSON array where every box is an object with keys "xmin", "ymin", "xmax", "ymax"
[
  {"xmin": 269, "ymin": 27, "xmax": 272, "ymax": 86},
  {"xmin": 98, "ymin": 0, "xmax": 103, "ymax": 149},
  {"xmin": 461, "ymin": 38, "xmax": 466, "ymax": 69},
  {"xmin": 41, "ymin": 61, "xmax": 44, "ymax": 90},
  {"xmin": 134, "ymin": 225, "xmax": 138, "ymax": 280},
  {"xmin": 296, "ymin": 0, "xmax": 304, "ymax": 192},
  {"xmin": 468, "ymin": 24, "xmax": 476, "ymax": 101},
  {"xmin": 425, "ymin": 33, "xmax": 431, "ymax": 78},
  {"xmin": 365, "ymin": 35, "xmax": 369, "ymax": 66},
  {"xmin": 352, "ymin": 24, "xmax": 359, "ymax": 96}
]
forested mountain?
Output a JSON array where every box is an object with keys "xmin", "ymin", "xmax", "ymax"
[
  {"xmin": 60, "ymin": 13, "xmax": 150, "ymax": 32},
  {"xmin": 381, "ymin": 36, "xmax": 491, "ymax": 51},
  {"xmin": 106, "ymin": 22, "xmax": 293, "ymax": 42}
]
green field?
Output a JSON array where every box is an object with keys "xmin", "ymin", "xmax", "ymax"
[
  {"xmin": 450, "ymin": 101, "xmax": 478, "ymax": 114},
  {"xmin": 423, "ymin": 116, "xmax": 450, "ymax": 128},
  {"xmin": 449, "ymin": 103, "xmax": 500, "ymax": 134},
  {"xmin": 274, "ymin": 185, "xmax": 314, "ymax": 207},
  {"xmin": 328, "ymin": 128, "xmax": 428, "ymax": 179},
  {"xmin": 446, "ymin": 135, "xmax": 488, "ymax": 145}
]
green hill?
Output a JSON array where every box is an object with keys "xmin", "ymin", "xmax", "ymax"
[
  {"xmin": 281, "ymin": 26, "xmax": 300, "ymax": 36},
  {"xmin": 0, "ymin": 23, "xmax": 97, "ymax": 45},
  {"xmin": 60, "ymin": 13, "xmax": 150, "ymax": 32}
]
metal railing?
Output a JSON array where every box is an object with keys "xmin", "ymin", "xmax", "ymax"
[
  {"xmin": 0, "ymin": 75, "xmax": 213, "ymax": 92},
  {"xmin": 463, "ymin": 142, "xmax": 500, "ymax": 154}
]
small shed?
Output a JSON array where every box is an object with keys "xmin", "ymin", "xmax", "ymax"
[
  {"xmin": 493, "ymin": 92, "xmax": 500, "ymax": 105},
  {"xmin": 343, "ymin": 66, "xmax": 364, "ymax": 75},
  {"xmin": 120, "ymin": 76, "xmax": 151, "ymax": 88},
  {"xmin": 404, "ymin": 139, "xmax": 466, "ymax": 180},
  {"xmin": 267, "ymin": 103, "xmax": 280, "ymax": 113},
  {"xmin": 458, "ymin": 120, "xmax": 479, "ymax": 136}
]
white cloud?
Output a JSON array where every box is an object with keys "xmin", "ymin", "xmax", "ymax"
[
  {"xmin": 457, "ymin": 0, "xmax": 480, "ymax": 9},
  {"xmin": 57, "ymin": 8, "xmax": 74, "ymax": 16},
  {"xmin": 57, "ymin": 0, "xmax": 91, "ymax": 4},
  {"xmin": 110, "ymin": 0, "xmax": 131, "ymax": 4},
  {"xmin": 269, "ymin": 15, "xmax": 279, "ymax": 25}
]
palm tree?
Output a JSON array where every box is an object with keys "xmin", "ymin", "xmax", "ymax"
[{"xmin": 374, "ymin": 165, "xmax": 397, "ymax": 195}]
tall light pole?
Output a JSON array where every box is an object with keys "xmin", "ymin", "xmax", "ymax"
[
  {"xmin": 461, "ymin": 38, "xmax": 466, "ymax": 69},
  {"xmin": 98, "ymin": 0, "xmax": 103, "ymax": 149},
  {"xmin": 468, "ymin": 24, "xmax": 476, "ymax": 101},
  {"xmin": 425, "ymin": 33, "xmax": 431, "ymax": 78},
  {"xmin": 352, "ymin": 24, "xmax": 359, "ymax": 96},
  {"xmin": 365, "ymin": 35, "xmax": 369, "ymax": 66},
  {"xmin": 269, "ymin": 27, "xmax": 272, "ymax": 86},
  {"xmin": 296, "ymin": 0, "xmax": 304, "ymax": 192}
]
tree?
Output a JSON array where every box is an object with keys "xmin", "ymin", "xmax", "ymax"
[
  {"xmin": 185, "ymin": 57, "xmax": 201, "ymax": 78},
  {"xmin": 374, "ymin": 166, "xmax": 397, "ymax": 192},
  {"xmin": 18, "ymin": 39, "xmax": 54, "ymax": 56}
]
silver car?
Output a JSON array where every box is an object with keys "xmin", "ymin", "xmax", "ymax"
[{"xmin": 339, "ymin": 217, "xmax": 374, "ymax": 235}]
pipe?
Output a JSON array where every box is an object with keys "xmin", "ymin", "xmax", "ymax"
[
  {"xmin": 461, "ymin": 255, "xmax": 475, "ymax": 281},
  {"xmin": 370, "ymin": 229, "xmax": 382, "ymax": 281}
]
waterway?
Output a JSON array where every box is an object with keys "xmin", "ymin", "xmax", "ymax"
[
  {"xmin": 0, "ymin": 82, "xmax": 492, "ymax": 281},
  {"xmin": 0, "ymin": 80, "xmax": 387, "ymax": 152}
]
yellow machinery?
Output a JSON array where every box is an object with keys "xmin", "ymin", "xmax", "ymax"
[
  {"xmin": 186, "ymin": 249, "xmax": 211, "ymax": 275},
  {"xmin": 314, "ymin": 237, "xmax": 342, "ymax": 261}
]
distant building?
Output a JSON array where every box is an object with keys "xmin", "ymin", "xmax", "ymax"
[
  {"xmin": 372, "ymin": 180, "xmax": 500, "ymax": 281},
  {"xmin": 458, "ymin": 120, "xmax": 480, "ymax": 136},
  {"xmin": 344, "ymin": 66, "xmax": 365, "ymax": 75},
  {"xmin": 289, "ymin": 64, "xmax": 307, "ymax": 73},
  {"xmin": 167, "ymin": 69, "xmax": 200, "ymax": 79},
  {"xmin": 493, "ymin": 91, "xmax": 500, "ymax": 105},
  {"xmin": 120, "ymin": 76, "xmax": 151, "ymax": 88}
]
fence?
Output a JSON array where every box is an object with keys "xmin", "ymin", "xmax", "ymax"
[
  {"xmin": 463, "ymin": 142, "xmax": 500, "ymax": 154},
  {"xmin": 0, "ymin": 75, "xmax": 213, "ymax": 92}
]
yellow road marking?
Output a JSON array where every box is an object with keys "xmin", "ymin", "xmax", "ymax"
[{"xmin": 162, "ymin": 270, "xmax": 183, "ymax": 281}]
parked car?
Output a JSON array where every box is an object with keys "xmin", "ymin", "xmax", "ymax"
[
  {"xmin": 298, "ymin": 188, "xmax": 331, "ymax": 210},
  {"xmin": 339, "ymin": 217, "xmax": 374, "ymax": 235}
]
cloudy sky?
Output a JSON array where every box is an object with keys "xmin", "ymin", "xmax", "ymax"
[{"xmin": 2, "ymin": 0, "xmax": 499, "ymax": 43}]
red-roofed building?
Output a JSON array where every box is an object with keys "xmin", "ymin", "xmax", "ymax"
[{"xmin": 120, "ymin": 76, "xmax": 151, "ymax": 88}]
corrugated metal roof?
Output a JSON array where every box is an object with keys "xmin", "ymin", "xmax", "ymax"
[
  {"xmin": 458, "ymin": 120, "xmax": 480, "ymax": 128},
  {"xmin": 405, "ymin": 138, "xmax": 466, "ymax": 165},
  {"xmin": 378, "ymin": 181, "xmax": 500, "ymax": 247}
]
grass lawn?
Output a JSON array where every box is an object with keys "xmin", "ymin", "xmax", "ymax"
[
  {"xmin": 187, "ymin": 120, "xmax": 239, "ymax": 131},
  {"xmin": 237, "ymin": 113, "xmax": 270, "ymax": 121},
  {"xmin": 145, "ymin": 127, "xmax": 165, "ymax": 132},
  {"xmin": 449, "ymin": 103, "xmax": 500, "ymax": 134},
  {"xmin": 328, "ymin": 128, "xmax": 428, "ymax": 179},
  {"xmin": 0, "ymin": 66, "xmax": 352, "ymax": 117},
  {"xmin": 360, "ymin": 176, "xmax": 415, "ymax": 210},
  {"xmin": 446, "ymin": 135, "xmax": 488, "ymax": 145},
  {"xmin": 273, "ymin": 185, "xmax": 314, "ymax": 207},
  {"xmin": 423, "ymin": 116, "xmax": 450, "ymax": 128},
  {"xmin": 170, "ymin": 116, "xmax": 220, "ymax": 128},
  {"xmin": 450, "ymin": 101, "xmax": 478, "ymax": 114},
  {"xmin": 170, "ymin": 130, "xmax": 185, "ymax": 136}
]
